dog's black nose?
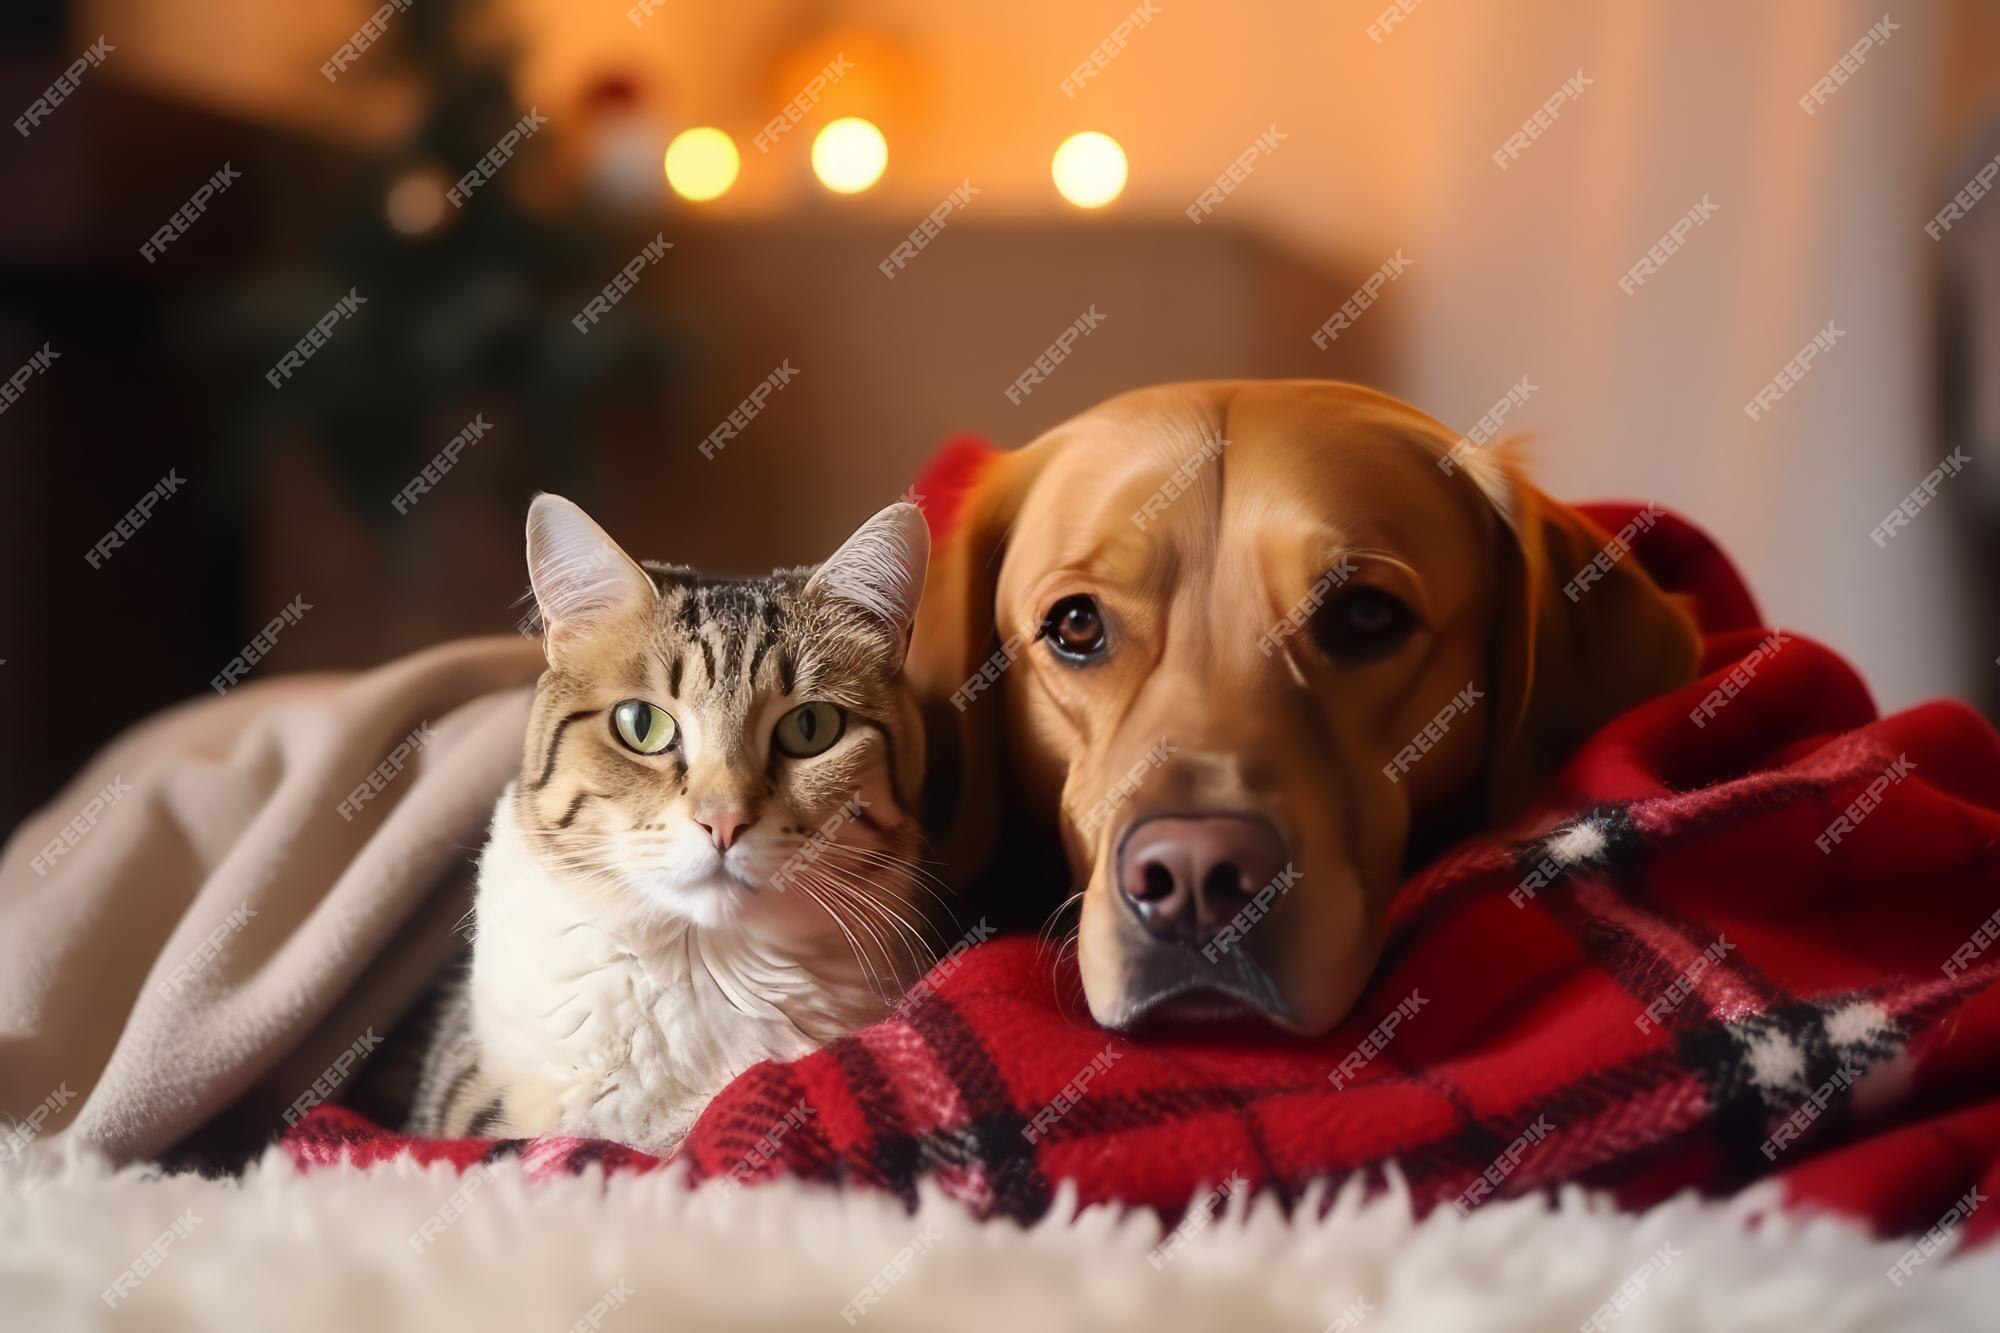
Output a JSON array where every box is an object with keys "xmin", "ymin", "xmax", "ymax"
[{"xmin": 1117, "ymin": 815, "xmax": 1288, "ymax": 943}]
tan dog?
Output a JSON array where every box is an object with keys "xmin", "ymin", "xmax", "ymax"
[{"xmin": 909, "ymin": 381, "xmax": 1701, "ymax": 1037}]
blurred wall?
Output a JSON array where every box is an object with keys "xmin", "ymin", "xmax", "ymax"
[{"xmin": 71, "ymin": 0, "xmax": 1999, "ymax": 712}]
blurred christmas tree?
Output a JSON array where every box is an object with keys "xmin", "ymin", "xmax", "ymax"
[{"xmin": 196, "ymin": 0, "xmax": 680, "ymax": 520}]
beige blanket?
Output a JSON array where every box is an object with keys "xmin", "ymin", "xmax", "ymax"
[{"xmin": 0, "ymin": 636, "xmax": 544, "ymax": 1165}]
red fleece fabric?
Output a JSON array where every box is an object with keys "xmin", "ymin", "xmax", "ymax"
[{"xmin": 286, "ymin": 441, "xmax": 2000, "ymax": 1241}]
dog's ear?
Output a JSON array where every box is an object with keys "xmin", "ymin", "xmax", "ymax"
[
  {"xmin": 906, "ymin": 441, "xmax": 1060, "ymax": 891},
  {"xmin": 1473, "ymin": 454, "xmax": 1703, "ymax": 817}
]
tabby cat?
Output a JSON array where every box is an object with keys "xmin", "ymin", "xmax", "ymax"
[{"xmin": 411, "ymin": 493, "xmax": 933, "ymax": 1149}]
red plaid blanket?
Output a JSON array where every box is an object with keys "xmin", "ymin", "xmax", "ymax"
[{"xmin": 286, "ymin": 453, "xmax": 2000, "ymax": 1241}]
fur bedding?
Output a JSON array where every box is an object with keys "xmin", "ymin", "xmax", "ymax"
[{"xmin": 6, "ymin": 1144, "xmax": 1999, "ymax": 1331}]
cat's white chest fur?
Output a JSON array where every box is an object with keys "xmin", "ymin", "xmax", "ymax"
[{"xmin": 469, "ymin": 791, "xmax": 887, "ymax": 1150}]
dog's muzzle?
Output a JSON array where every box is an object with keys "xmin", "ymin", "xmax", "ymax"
[{"xmin": 1107, "ymin": 813, "xmax": 1298, "ymax": 1029}]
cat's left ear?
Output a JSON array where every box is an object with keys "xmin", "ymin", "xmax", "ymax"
[{"xmin": 804, "ymin": 501, "xmax": 931, "ymax": 656}]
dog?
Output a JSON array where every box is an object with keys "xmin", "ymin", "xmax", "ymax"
[{"xmin": 909, "ymin": 380, "xmax": 1701, "ymax": 1037}]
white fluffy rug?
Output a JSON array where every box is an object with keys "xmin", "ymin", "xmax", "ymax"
[{"xmin": 2, "ymin": 1144, "xmax": 1993, "ymax": 1331}]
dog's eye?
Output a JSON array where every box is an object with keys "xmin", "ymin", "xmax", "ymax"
[
  {"xmin": 1314, "ymin": 587, "xmax": 1415, "ymax": 661},
  {"xmin": 1038, "ymin": 595, "xmax": 1107, "ymax": 662}
]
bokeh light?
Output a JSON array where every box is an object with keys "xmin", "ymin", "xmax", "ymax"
[
  {"xmin": 1051, "ymin": 131, "xmax": 1127, "ymax": 209},
  {"xmin": 664, "ymin": 127, "xmax": 741, "ymax": 202},
  {"xmin": 384, "ymin": 169, "xmax": 448, "ymax": 236},
  {"xmin": 811, "ymin": 118, "xmax": 889, "ymax": 194}
]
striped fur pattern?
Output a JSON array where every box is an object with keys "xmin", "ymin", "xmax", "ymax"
[{"xmin": 410, "ymin": 498, "xmax": 933, "ymax": 1148}]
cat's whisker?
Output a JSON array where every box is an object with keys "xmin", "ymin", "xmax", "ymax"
[
  {"xmin": 524, "ymin": 855, "xmax": 636, "ymax": 902},
  {"xmin": 526, "ymin": 853, "xmax": 628, "ymax": 880},
  {"xmin": 813, "ymin": 843, "xmax": 962, "ymax": 928},
  {"xmin": 835, "ymin": 887, "xmax": 925, "ymax": 993},
  {"xmin": 789, "ymin": 880, "xmax": 870, "ymax": 978},
  {"xmin": 807, "ymin": 863, "xmax": 939, "ymax": 971},
  {"xmin": 823, "ymin": 838, "xmax": 955, "ymax": 886},
  {"xmin": 818, "ymin": 845, "xmax": 952, "ymax": 900},
  {"xmin": 789, "ymin": 872, "xmax": 901, "ymax": 1005},
  {"xmin": 838, "ymin": 909, "xmax": 931, "ymax": 995},
  {"xmin": 794, "ymin": 865, "xmax": 931, "ymax": 993},
  {"xmin": 789, "ymin": 866, "xmax": 897, "ymax": 973}
]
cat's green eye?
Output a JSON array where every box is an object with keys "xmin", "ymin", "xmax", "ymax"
[
  {"xmin": 612, "ymin": 700, "xmax": 677, "ymax": 755},
  {"xmin": 773, "ymin": 702, "xmax": 845, "ymax": 759}
]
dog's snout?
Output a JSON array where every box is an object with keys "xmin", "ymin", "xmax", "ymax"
[{"xmin": 1117, "ymin": 815, "xmax": 1288, "ymax": 943}]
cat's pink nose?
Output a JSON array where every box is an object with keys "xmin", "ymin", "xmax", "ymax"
[{"xmin": 696, "ymin": 812, "xmax": 750, "ymax": 852}]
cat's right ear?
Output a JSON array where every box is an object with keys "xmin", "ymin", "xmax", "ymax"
[
  {"xmin": 525, "ymin": 494, "xmax": 655, "ymax": 660},
  {"xmin": 804, "ymin": 501, "xmax": 931, "ymax": 656}
]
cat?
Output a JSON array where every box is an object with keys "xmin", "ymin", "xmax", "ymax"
[{"xmin": 410, "ymin": 493, "xmax": 934, "ymax": 1150}]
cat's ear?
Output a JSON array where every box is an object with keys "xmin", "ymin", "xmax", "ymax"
[
  {"xmin": 804, "ymin": 501, "xmax": 930, "ymax": 654},
  {"xmin": 524, "ymin": 494, "xmax": 655, "ymax": 658}
]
